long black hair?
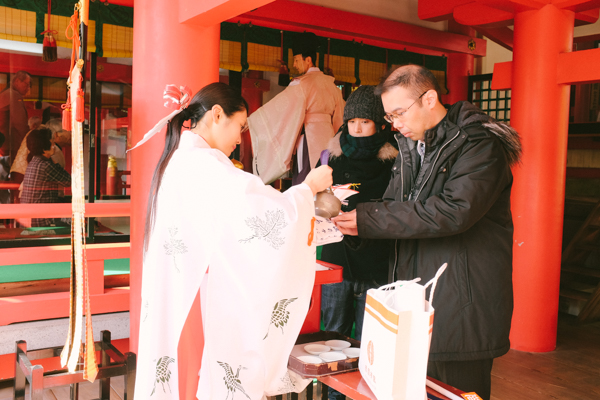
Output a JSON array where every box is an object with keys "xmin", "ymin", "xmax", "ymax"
[{"xmin": 144, "ymin": 82, "xmax": 248, "ymax": 251}]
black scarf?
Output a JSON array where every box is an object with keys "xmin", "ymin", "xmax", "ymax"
[{"xmin": 339, "ymin": 125, "xmax": 387, "ymax": 160}]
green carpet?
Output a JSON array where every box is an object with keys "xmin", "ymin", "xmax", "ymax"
[{"xmin": 0, "ymin": 258, "xmax": 130, "ymax": 283}]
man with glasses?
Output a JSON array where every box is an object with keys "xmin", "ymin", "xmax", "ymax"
[{"xmin": 333, "ymin": 64, "xmax": 522, "ymax": 400}]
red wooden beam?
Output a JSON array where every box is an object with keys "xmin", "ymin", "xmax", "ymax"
[
  {"xmin": 454, "ymin": 4, "xmax": 514, "ymax": 27},
  {"xmin": 419, "ymin": 0, "xmax": 598, "ymax": 24},
  {"xmin": 418, "ymin": 0, "xmax": 473, "ymax": 22},
  {"xmin": 574, "ymin": 33, "xmax": 600, "ymax": 42},
  {"xmin": 558, "ymin": 48, "xmax": 600, "ymax": 85},
  {"xmin": 474, "ymin": 26, "xmax": 514, "ymax": 51},
  {"xmin": 0, "ymin": 202, "xmax": 130, "ymax": 219},
  {"xmin": 566, "ymin": 167, "xmax": 600, "ymax": 178},
  {"xmin": 491, "ymin": 61, "xmax": 512, "ymax": 90},
  {"xmin": 231, "ymin": 0, "xmax": 486, "ymax": 56},
  {"xmin": 179, "ymin": 0, "xmax": 275, "ymax": 26},
  {"xmin": 0, "ymin": 53, "xmax": 132, "ymax": 84},
  {"xmin": 492, "ymin": 48, "xmax": 600, "ymax": 89}
]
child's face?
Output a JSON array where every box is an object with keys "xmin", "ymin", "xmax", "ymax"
[{"xmin": 347, "ymin": 118, "xmax": 376, "ymax": 137}]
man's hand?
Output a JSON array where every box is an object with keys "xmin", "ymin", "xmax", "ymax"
[{"xmin": 332, "ymin": 210, "xmax": 358, "ymax": 236}]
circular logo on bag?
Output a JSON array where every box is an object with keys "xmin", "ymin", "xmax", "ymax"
[{"xmin": 367, "ymin": 340, "xmax": 374, "ymax": 365}]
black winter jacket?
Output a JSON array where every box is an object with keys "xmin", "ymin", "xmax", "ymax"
[
  {"xmin": 319, "ymin": 129, "xmax": 398, "ymax": 283},
  {"xmin": 356, "ymin": 101, "xmax": 522, "ymax": 362}
]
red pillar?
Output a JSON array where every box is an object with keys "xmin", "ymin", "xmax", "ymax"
[
  {"xmin": 130, "ymin": 0, "xmax": 220, "ymax": 355},
  {"xmin": 510, "ymin": 5, "xmax": 574, "ymax": 352},
  {"xmin": 445, "ymin": 20, "xmax": 475, "ymax": 104}
]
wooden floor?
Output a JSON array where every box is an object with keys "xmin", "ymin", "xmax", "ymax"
[
  {"xmin": 1, "ymin": 314, "xmax": 598, "ymax": 400},
  {"xmin": 491, "ymin": 314, "xmax": 600, "ymax": 400},
  {"xmin": 0, "ymin": 376, "xmax": 125, "ymax": 400}
]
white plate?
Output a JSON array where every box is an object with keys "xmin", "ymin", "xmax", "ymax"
[
  {"xmin": 319, "ymin": 351, "xmax": 347, "ymax": 362},
  {"xmin": 297, "ymin": 355, "xmax": 323, "ymax": 364},
  {"xmin": 324, "ymin": 340, "xmax": 351, "ymax": 351},
  {"xmin": 304, "ymin": 344, "xmax": 331, "ymax": 355},
  {"xmin": 342, "ymin": 347, "xmax": 360, "ymax": 358}
]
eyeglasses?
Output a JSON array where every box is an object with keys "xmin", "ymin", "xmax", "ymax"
[{"xmin": 383, "ymin": 90, "xmax": 428, "ymax": 124}]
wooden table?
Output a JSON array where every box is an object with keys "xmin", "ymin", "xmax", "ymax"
[{"xmin": 317, "ymin": 371, "xmax": 465, "ymax": 400}]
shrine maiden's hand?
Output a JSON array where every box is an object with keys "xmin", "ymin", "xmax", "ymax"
[
  {"xmin": 332, "ymin": 210, "xmax": 358, "ymax": 236},
  {"xmin": 304, "ymin": 165, "xmax": 333, "ymax": 195}
]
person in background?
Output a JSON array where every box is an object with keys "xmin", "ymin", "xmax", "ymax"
[
  {"xmin": 319, "ymin": 85, "xmax": 398, "ymax": 400},
  {"xmin": 11, "ymin": 118, "xmax": 69, "ymax": 184},
  {"xmin": 333, "ymin": 65, "xmax": 521, "ymax": 400},
  {"xmin": 247, "ymin": 32, "xmax": 344, "ymax": 185},
  {"xmin": 0, "ymin": 71, "xmax": 31, "ymax": 163},
  {"xmin": 0, "ymin": 132, "xmax": 9, "ymax": 204},
  {"xmin": 28, "ymin": 116, "xmax": 41, "ymax": 131},
  {"xmin": 20, "ymin": 128, "xmax": 71, "ymax": 226}
]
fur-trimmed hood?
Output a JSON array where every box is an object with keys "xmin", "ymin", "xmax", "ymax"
[
  {"xmin": 327, "ymin": 132, "xmax": 399, "ymax": 161},
  {"xmin": 447, "ymin": 101, "xmax": 522, "ymax": 167}
]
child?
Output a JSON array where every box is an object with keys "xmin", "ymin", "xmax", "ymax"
[{"xmin": 320, "ymin": 85, "xmax": 398, "ymax": 340}]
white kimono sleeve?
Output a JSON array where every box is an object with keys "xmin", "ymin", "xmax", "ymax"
[{"xmin": 248, "ymin": 85, "xmax": 307, "ymax": 184}]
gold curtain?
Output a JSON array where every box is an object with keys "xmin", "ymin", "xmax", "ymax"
[
  {"xmin": 220, "ymin": 40, "xmax": 242, "ymax": 72},
  {"xmin": 359, "ymin": 59, "xmax": 386, "ymax": 86},
  {"xmin": 102, "ymin": 23, "xmax": 132, "ymax": 58},
  {"xmin": 247, "ymin": 42, "xmax": 280, "ymax": 72},
  {"xmin": 0, "ymin": 6, "xmax": 36, "ymax": 43}
]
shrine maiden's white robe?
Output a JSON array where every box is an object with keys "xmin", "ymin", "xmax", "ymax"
[
  {"xmin": 248, "ymin": 68, "xmax": 344, "ymax": 184},
  {"xmin": 135, "ymin": 131, "xmax": 316, "ymax": 399}
]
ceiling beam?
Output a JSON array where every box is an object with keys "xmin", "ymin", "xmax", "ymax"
[
  {"xmin": 232, "ymin": 0, "xmax": 486, "ymax": 56},
  {"xmin": 179, "ymin": 0, "xmax": 275, "ymax": 27}
]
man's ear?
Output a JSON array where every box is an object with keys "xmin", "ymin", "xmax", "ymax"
[{"xmin": 424, "ymin": 90, "xmax": 438, "ymax": 110}]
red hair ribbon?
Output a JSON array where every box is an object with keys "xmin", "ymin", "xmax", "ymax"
[
  {"xmin": 127, "ymin": 84, "xmax": 192, "ymax": 152},
  {"xmin": 163, "ymin": 85, "xmax": 192, "ymax": 111}
]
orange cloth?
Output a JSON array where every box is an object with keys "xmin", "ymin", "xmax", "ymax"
[{"xmin": 177, "ymin": 290, "xmax": 204, "ymax": 400}]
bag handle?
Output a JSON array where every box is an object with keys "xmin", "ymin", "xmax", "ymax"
[
  {"xmin": 378, "ymin": 278, "xmax": 421, "ymax": 292},
  {"xmin": 423, "ymin": 263, "xmax": 448, "ymax": 305}
]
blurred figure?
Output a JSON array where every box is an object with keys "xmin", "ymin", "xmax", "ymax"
[
  {"xmin": 28, "ymin": 116, "xmax": 41, "ymax": 131},
  {"xmin": 21, "ymin": 128, "xmax": 71, "ymax": 226},
  {"xmin": 0, "ymin": 131, "xmax": 9, "ymax": 204},
  {"xmin": 0, "ymin": 71, "xmax": 31, "ymax": 163},
  {"xmin": 11, "ymin": 118, "xmax": 68, "ymax": 183}
]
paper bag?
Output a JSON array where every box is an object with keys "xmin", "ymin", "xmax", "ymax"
[{"xmin": 359, "ymin": 263, "xmax": 447, "ymax": 400}]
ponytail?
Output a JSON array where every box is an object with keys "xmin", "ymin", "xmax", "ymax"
[{"xmin": 143, "ymin": 82, "xmax": 248, "ymax": 252}]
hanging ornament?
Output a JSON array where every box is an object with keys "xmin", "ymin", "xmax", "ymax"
[{"xmin": 41, "ymin": 0, "xmax": 58, "ymax": 62}]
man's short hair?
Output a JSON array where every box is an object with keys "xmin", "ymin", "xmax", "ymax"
[
  {"xmin": 44, "ymin": 118, "xmax": 64, "ymax": 135},
  {"xmin": 11, "ymin": 71, "xmax": 31, "ymax": 86},
  {"xmin": 28, "ymin": 116, "xmax": 42, "ymax": 130},
  {"xmin": 375, "ymin": 64, "xmax": 442, "ymax": 103}
]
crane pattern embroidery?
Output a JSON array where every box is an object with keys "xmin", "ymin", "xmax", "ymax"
[
  {"xmin": 239, "ymin": 209, "xmax": 287, "ymax": 249},
  {"xmin": 263, "ymin": 298, "xmax": 297, "ymax": 339},
  {"xmin": 217, "ymin": 361, "xmax": 250, "ymax": 400},
  {"xmin": 164, "ymin": 227, "xmax": 188, "ymax": 272},
  {"xmin": 151, "ymin": 356, "xmax": 175, "ymax": 396}
]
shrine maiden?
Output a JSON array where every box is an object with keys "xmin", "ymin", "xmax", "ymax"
[{"xmin": 133, "ymin": 83, "xmax": 332, "ymax": 399}]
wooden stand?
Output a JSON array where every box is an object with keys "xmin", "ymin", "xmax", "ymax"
[{"xmin": 14, "ymin": 330, "xmax": 136, "ymax": 400}]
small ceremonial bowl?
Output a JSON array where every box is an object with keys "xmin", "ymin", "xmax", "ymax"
[{"xmin": 315, "ymin": 188, "xmax": 341, "ymax": 219}]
